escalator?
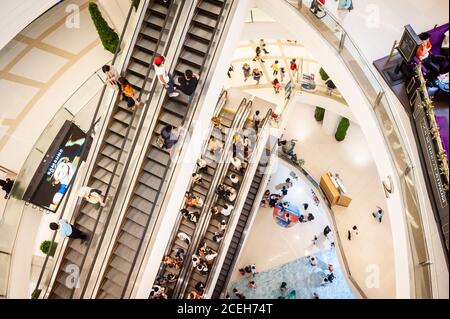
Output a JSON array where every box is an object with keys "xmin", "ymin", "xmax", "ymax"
[
  {"xmin": 96, "ymin": 0, "xmax": 231, "ymax": 299},
  {"xmin": 212, "ymin": 147, "xmax": 274, "ymax": 299},
  {"xmin": 152, "ymin": 94, "xmax": 252, "ymax": 299},
  {"xmin": 47, "ymin": 0, "xmax": 182, "ymax": 299},
  {"xmin": 177, "ymin": 110, "xmax": 272, "ymax": 298}
]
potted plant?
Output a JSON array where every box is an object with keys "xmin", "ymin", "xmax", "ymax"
[
  {"xmin": 89, "ymin": 2, "xmax": 120, "ymax": 53},
  {"xmin": 40, "ymin": 240, "xmax": 58, "ymax": 257},
  {"xmin": 319, "ymin": 67, "xmax": 330, "ymax": 81},
  {"xmin": 335, "ymin": 118, "xmax": 350, "ymax": 142},
  {"xmin": 315, "ymin": 107, "xmax": 325, "ymax": 122},
  {"xmin": 31, "ymin": 289, "xmax": 42, "ymax": 299}
]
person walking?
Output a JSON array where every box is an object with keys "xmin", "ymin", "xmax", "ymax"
[
  {"xmin": 178, "ymin": 69, "xmax": 199, "ymax": 101},
  {"xmin": 242, "ymin": 63, "xmax": 252, "ymax": 82},
  {"xmin": 118, "ymin": 77, "xmax": 140, "ymax": 110},
  {"xmin": 335, "ymin": 0, "xmax": 353, "ymax": 27},
  {"xmin": 227, "ymin": 64, "xmax": 234, "ymax": 78},
  {"xmin": 102, "ymin": 64, "xmax": 120, "ymax": 90},
  {"xmin": 272, "ymin": 78, "xmax": 282, "ymax": 94},
  {"xmin": 153, "ymin": 55, "xmax": 179, "ymax": 98},
  {"xmin": 253, "ymin": 110, "xmax": 261, "ymax": 134},
  {"xmin": 280, "ymin": 67, "xmax": 286, "ymax": 82},
  {"xmin": 0, "ymin": 178, "xmax": 14, "ymax": 198},
  {"xmin": 252, "ymin": 68, "xmax": 263, "ymax": 85},
  {"xmin": 260, "ymin": 39, "xmax": 270, "ymax": 54},
  {"xmin": 271, "ymin": 60, "xmax": 280, "ymax": 76},
  {"xmin": 312, "ymin": 235, "xmax": 318, "ymax": 245},
  {"xmin": 372, "ymin": 206, "xmax": 385, "ymax": 223},
  {"xmin": 281, "ymin": 186, "xmax": 288, "ymax": 197},
  {"xmin": 323, "ymin": 225, "xmax": 332, "ymax": 238},
  {"xmin": 348, "ymin": 225, "xmax": 359, "ymax": 240},
  {"xmin": 290, "ymin": 58, "xmax": 298, "ymax": 81},
  {"xmin": 50, "ymin": 219, "xmax": 87, "ymax": 241},
  {"xmin": 253, "ymin": 46, "xmax": 266, "ymax": 63}
]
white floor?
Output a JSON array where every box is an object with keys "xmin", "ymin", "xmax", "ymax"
[
  {"xmin": 230, "ymin": 162, "xmax": 334, "ymax": 284},
  {"xmin": 230, "ymin": 101, "xmax": 396, "ymax": 298}
]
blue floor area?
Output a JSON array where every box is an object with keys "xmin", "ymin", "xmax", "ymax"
[{"xmin": 228, "ymin": 249, "xmax": 356, "ymax": 299}]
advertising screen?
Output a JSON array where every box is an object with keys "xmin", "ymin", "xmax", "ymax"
[{"xmin": 25, "ymin": 121, "xmax": 87, "ymax": 212}]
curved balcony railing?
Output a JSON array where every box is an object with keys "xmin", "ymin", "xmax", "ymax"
[
  {"xmin": 0, "ymin": 65, "xmax": 105, "ymax": 298},
  {"xmin": 284, "ymin": 0, "xmax": 433, "ymax": 298}
]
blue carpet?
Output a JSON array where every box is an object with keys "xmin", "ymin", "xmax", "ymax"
[{"xmin": 228, "ymin": 249, "xmax": 356, "ymax": 299}]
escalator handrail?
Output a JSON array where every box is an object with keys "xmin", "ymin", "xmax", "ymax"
[
  {"xmin": 170, "ymin": 97, "xmax": 250, "ymax": 298},
  {"xmin": 154, "ymin": 94, "xmax": 244, "ymax": 284},
  {"xmin": 120, "ymin": 0, "xmax": 236, "ymax": 299},
  {"xmin": 201, "ymin": 107, "xmax": 273, "ymax": 296},
  {"xmin": 37, "ymin": 2, "xmax": 138, "ymax": 299},
  {"xmin": 78, "ymin": 0, "xmax": 188, "ymax": 299},
  {"xmin": 215, "ymin": 137, "xmax": 277, "ymax": 299},
  {"xmin": 175, "ymin": 100, "xmax": 254, "ymax": 298}
]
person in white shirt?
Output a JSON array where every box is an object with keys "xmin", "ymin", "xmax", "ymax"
[
  {"xmin": 347, "ymin": 225, "xmax": 359, "ymax": 241},
  {"xmin": 77, "ymin": 186, "xmax": 107, "ymax": 207},
  {"xmin": 226, "ymin": 187, "xmax": 237, "ymax": 202},
  {"xmin": 192, "ymin": 254, "xmax": 200, "ymax": 268},
  {"xmin": 153, "ymin": 55, "xmax": 179, "ymax": 98},
  {"xmin": 221, "ymin": 204, "xmax": 234, "ymax": 217},
  {"xmin": 229, "ymin": 173, "xmax": 240, "ymax": 186},
  {"xmin": 208, "ymin": 136, "xmax": 223, "ymax": 155},
  {"xmin": 102, "ymin": 64, "xmax": 120, "ymax": 90},
  {"xmin": 231, "ymin": 157, "xmax": 243, "ymax": 172}
]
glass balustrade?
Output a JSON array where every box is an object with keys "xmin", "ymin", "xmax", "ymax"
[{"xmin": 283, "ymin": 0, "xmax": 433, "ymax": 298}]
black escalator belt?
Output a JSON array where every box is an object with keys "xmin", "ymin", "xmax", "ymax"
[
  {"xmin": 211, "ymin": 163, "xmax": 265, "ymax": 299},
  {"xmin": 96, "ymin": 0, "xmax": 228, "ymax": 299},
  {"xmin": 48, "ymin": 0, "xmax": 173, "ymax": 299}
]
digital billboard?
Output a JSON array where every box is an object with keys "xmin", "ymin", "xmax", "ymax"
[{"xmin": 24, "ymin": 121, "xmax": 87, "ymax": 212}]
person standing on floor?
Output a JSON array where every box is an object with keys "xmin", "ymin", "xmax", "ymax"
[
  {"xmin": 260, "ymin": 39, "xmax": 270, "ymax": 54},
  {"xmin": 50, "ymin": 219, "xmax": 87, "ymax": 241},
  {"xmin": 178, "ymin": 69, "xmax": 199, "ymax": 101},
  {"xmin": 153, "ymin": 55, "xmax": 179, "ymax": 98},
  {"xmin": 280, "ymin": 67, "xmax": 286, "ymax": 82},
  {"xmin": 281, "ymin": 186, "xmax": 288, "ymax": 197},
  {"xmin": 242, "ymin": 63, "xmax": 252, "ymax": 82},
  {"xmin": 348, "ymin": 225, "xmax": 359, "ymax": 240},
  {"xmin": 253, "ymin": 46, "xmax": 266, "ymax": 63},
  {"xmin": 252, "ymin": 68, "xmax": 263, "ymax": 85},
  {"xmin": 290, "ymin": 58, "xmax": 298, "ymax": 81},
  {"xmin": 227, "ymin": 64, "xmax": 234, "ymax": 78},
  {"xmin": 272, "ymin": 78, "xmax": 282, "ymax": 94},
  {"xmin": 335, "ymin": 0, "xmax": 353, "ymax": 27},
  {"xmin": 372, "ymin": 206, "xmax": 385, "ymax": 223},
  {"xmin": 271, "ymin": 60, "xmax": 280, "ymax": 76}
]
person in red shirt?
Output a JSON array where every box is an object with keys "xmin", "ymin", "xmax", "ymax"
[{"xmin": 417, "ymin": 32, "xmax": 447, "ymax": 78}]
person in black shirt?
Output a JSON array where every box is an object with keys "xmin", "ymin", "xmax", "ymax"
[
  {"xmin": 178, "ymin": 69, "xmax": 199, "ymax": 101},
  {"xmin": 0, "ymin": 178, "xmax": 14, "ymax": 199}
]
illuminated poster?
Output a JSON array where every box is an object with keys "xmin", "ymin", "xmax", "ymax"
[{"xmin": 25, "ymin": 121, "xmax": 87, "ymax": 212}]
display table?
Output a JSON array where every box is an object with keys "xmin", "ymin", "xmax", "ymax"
[{"xmin": 320, "ymin": 173, "xmax": 352, "ymax": 207}]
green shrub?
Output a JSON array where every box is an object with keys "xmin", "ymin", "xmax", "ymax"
[
  {"xmin": 132, "ymin": 0, "xmax": 140, "ymax": 10},
  {"xmin": 314, "ymin": 107, "xmax": 325, "ymax": 122},
  {"xmin": 40, "ymin": 240, "xmax": 58, "ymax": 257},
  {"xmin": 335, "ymin": 118, "xmax": 350, "ymax": 142},
  {"xmin": 319, "ymin": 67, "xmax": 329, "ymax": 81},
  {"xmin": 31, "ymin": 289, "xmax": 42, "ymax": 299},
  {"xmin": 89, "ymin": 2, "xmax": 119, "ymax": 53}
]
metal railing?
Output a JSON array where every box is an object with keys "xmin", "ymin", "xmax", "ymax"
[
  {"xmin": 203, "ymin": 107, "xmax": 273, "ymax": 297},
  {"xmin": 285, "ymin": 0, "xmax": 433, "ymax": 298},
  {"xmin": 32, "ymin": 1, "xmax": 140, "ymax": 299},
  {"xmin": 174, "ymin": 99, "xmax": 254, "ymax": 298},
  {"xmin": 94, "ymin": 0, "xmax": 237, "ymax": 299}
]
